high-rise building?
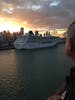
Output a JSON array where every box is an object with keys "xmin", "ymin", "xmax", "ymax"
[{"xmin": 20, "ymin": 27, "xmax": 24, "ymax": 35}]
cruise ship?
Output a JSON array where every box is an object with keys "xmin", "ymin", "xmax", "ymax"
[{"xmin": 14, "ymin": 31, "xmax": 59, "ymax": 49}]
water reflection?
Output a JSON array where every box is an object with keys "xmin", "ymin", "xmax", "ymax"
[
  {"xmin": 0, "ymin": 50, "xmax": 25, "ymax": 100},
  {"xmin": 0, "ymin": 45, "xmax": 72, "ymax": 100}
]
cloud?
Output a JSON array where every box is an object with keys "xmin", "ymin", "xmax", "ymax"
[{"xmin": 0, "ymin": 0, "xmax": 75, "ymax": 30}]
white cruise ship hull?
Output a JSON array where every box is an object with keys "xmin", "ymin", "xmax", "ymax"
[
  {"xmin": 14, "ymin": 35, "xmax": 59, "ymax": 49},
  {"xmin": 14, "ymin": 42, "xmax": 58, "ymax": 49}
]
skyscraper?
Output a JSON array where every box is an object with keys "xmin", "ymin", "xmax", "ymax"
[{"xmin": 20, "ymin": 27, "xmax": 24, "ymax": 35}]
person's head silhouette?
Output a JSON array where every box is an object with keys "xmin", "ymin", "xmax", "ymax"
[{"xmin": 65, "ymin": 22, "xmax": 75, "ymax": 66}]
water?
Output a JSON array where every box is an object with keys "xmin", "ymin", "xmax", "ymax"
[{"xmin": 0, "ymin": 44, "xmax": 72, "ymax": 100}]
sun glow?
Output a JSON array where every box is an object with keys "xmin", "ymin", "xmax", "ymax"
[
  {"xmin": 0, "ymin": 17, "xmax": 66, "ymax": 37},
  {"xmin": 0, "ymin": 22, "xmax": 21, "ymax": 33},
  {"xmin": 0, "ymin": 17, "xmax": 29, "ymax": 33}
]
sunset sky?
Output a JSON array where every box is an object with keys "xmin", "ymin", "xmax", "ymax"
[{"xmin": 0, "ymin": 0, "xmax": 75, "ymax": 36}]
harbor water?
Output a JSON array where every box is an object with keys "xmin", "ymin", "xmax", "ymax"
[{"xmin": 0, "ymin": 44, "xmax": 72, "ymax": 100}]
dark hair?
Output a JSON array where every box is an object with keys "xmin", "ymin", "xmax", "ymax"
[
  {"xmin": 67, "ymin": 22, "xmax": 75, "ymax": 38},
  {"xmin": 67, "ymin": 22, "xmax": 75, "ymax": 51},
  {"xmin": 68, "ymin": 22, "xmax": 75, "ymax": 28}
]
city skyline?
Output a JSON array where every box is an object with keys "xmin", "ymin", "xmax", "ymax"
[{"xmin": 0, "ymin": 0, "xmax": 75, "ymax": 36}]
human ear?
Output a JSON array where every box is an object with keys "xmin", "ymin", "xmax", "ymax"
[
  {"xmin": 68, "ymin": 39, "xmax": 72, "ymax": 51},
  {"xmin": 65, "ymin": 38, "xmax": 72, "ymax": 55}
]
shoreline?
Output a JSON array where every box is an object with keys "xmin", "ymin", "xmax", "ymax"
[{"xmin": 0, "ymin": 46, "xmax": 14, "ymax": 50}]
